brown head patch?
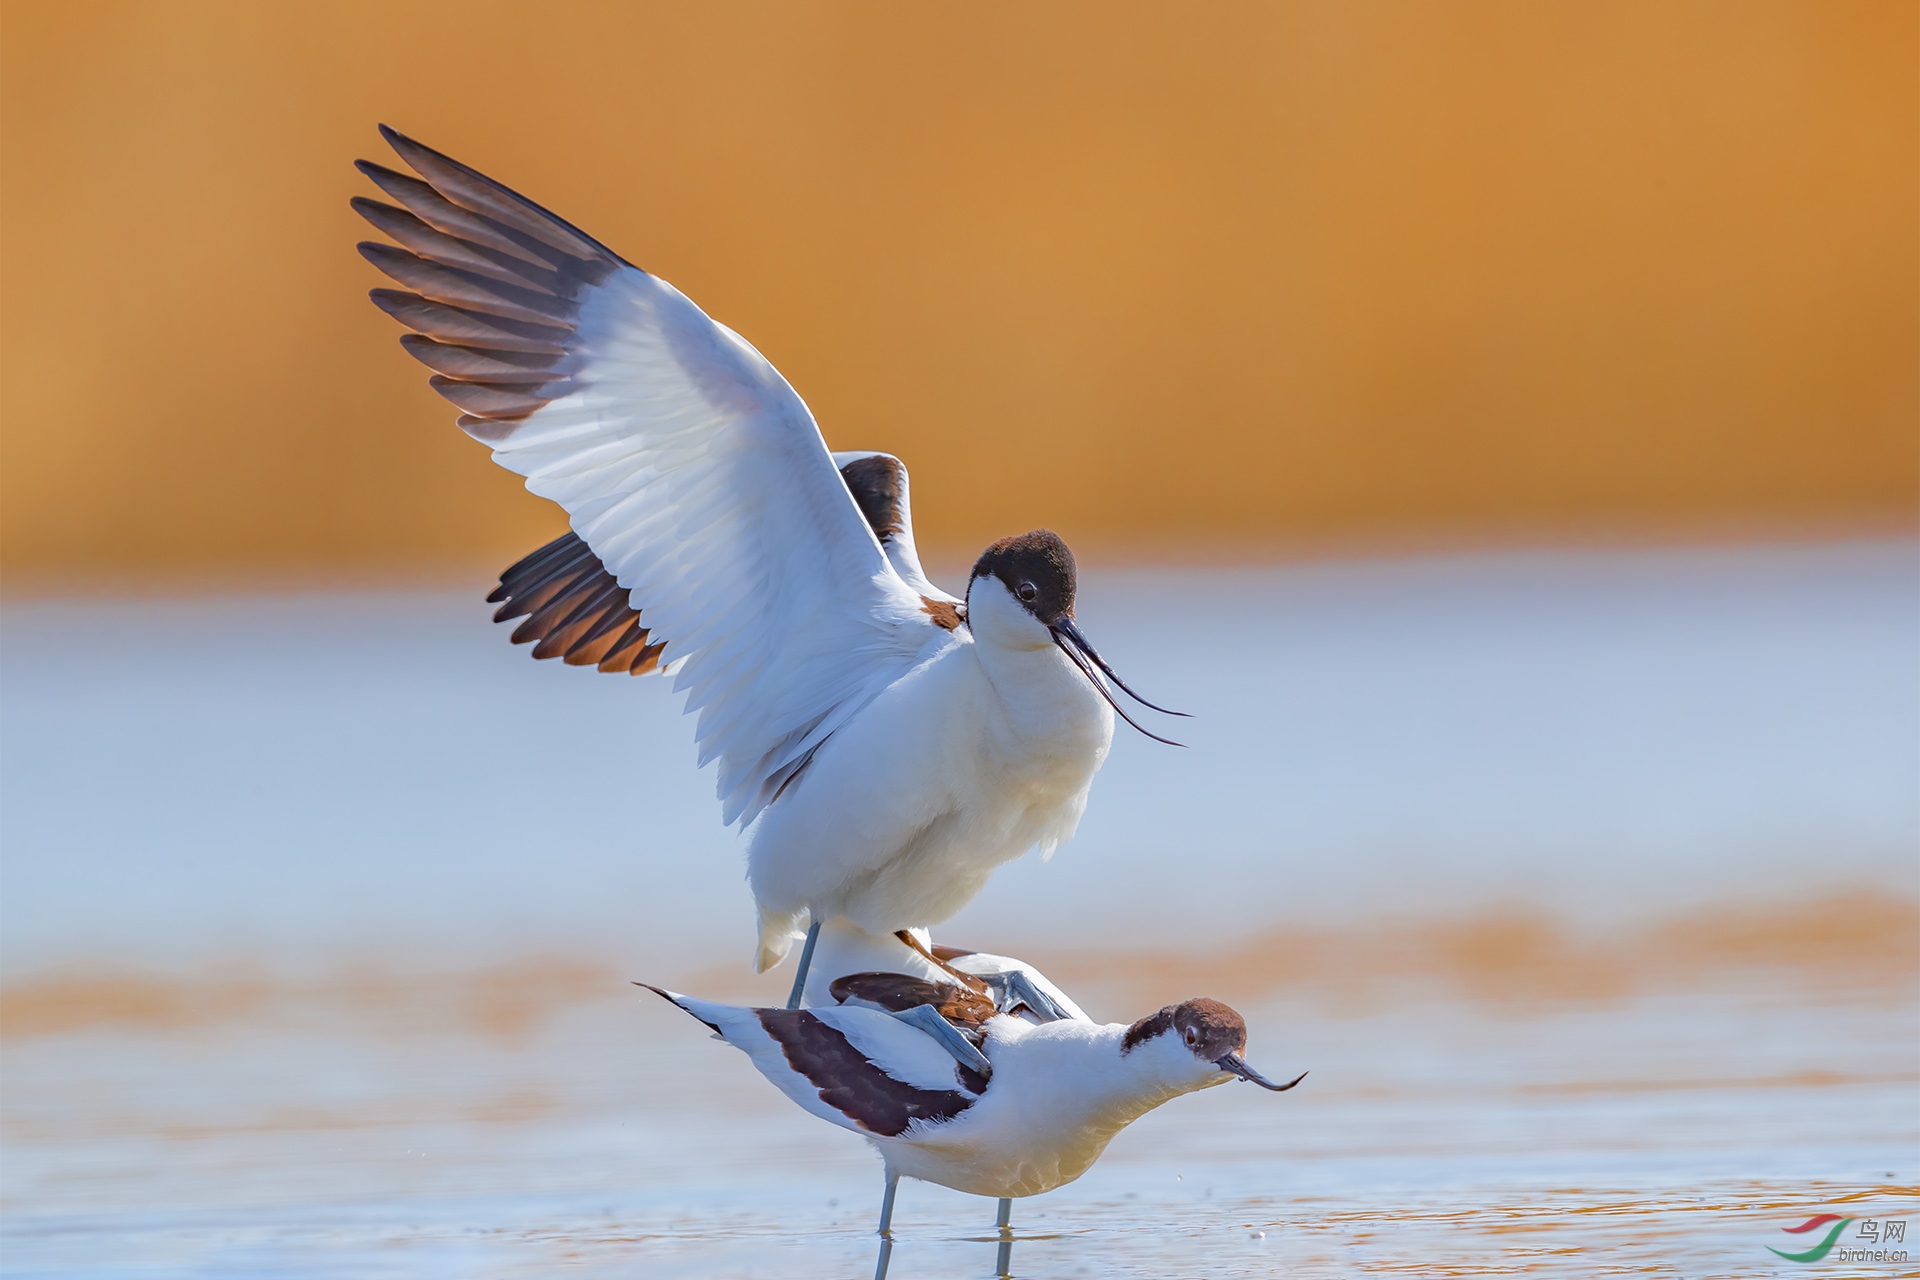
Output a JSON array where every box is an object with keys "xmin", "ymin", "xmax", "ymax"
[
  {"xmin": 969, "ymin": 530, "xmax": 1076, "ymax": 626},
  {"xmin": 1121, "ymin": 997, "xmax": 1248, "ymax": 1061},
  {"xmin": 754, "ymin": 1008, "xmax": 976, "ymax": 1136}
]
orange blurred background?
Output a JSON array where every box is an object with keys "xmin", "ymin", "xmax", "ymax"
[{"xmin": 2, "ymin": 0, "xmax": 1913, "ymax": 585}]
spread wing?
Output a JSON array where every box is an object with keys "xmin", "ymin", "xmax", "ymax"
[
  {"xmin": 353, "ymin": 126, "xmax": 951, "ymax": 826},
  {"xmin": 484, "ymin": 451, "xmax": 961, "ymax": 676}
]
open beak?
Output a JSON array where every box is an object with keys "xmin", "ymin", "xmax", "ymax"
[
  {"xmin": 1216, "ymin": 1053, "xmax": 1307, "ymax": 1092},
  {"xmin": 1050, "ymin": 616, "xmax": 1189, "ymax": 747}
]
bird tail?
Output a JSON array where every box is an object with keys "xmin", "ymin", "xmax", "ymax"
[{"xmin": 754, "ymin": 907, "xmax": 808, "ymax": 973}]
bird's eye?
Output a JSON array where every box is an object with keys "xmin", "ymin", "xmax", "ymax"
[
  {"xmin": 1185, "ymin": 1029, "xmax": 1198, "ymax": 1046},
  {"xmin": 1016, "ymin": 582, "xmax": 1038, "ymax": 603}
]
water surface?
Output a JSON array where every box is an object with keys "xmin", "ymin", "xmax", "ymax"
[{"xmin": 3, "ymin": 542, "xmax": 1915, "ymax": 1276}]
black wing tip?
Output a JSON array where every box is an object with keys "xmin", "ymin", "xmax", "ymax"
[
  {"xmin": 634, "ymin": 983, "xmax": 724, "ymax": 1035},
  {"xmin": 370, "ymin": 122, "xmax": 637, "ymax": 271},
  {"xmin": 380, "ymin": 123, "xmax": 454, "ymax": 171},
  {"xmin": 356, "ymin": 239, "xmax": 407, "ymax": 263},
  {"xmin": 377, "ymin": 122, "xmax": 423, "ymax": 155}
]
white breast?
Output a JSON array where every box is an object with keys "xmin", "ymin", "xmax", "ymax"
[
  {"xmin": 746, "ymin": 586, "xmax": 1115, "ymax": 948},
  {"xmin": 873, "ymin": 1018, "xmax": 1203, "ymax": 1198}
]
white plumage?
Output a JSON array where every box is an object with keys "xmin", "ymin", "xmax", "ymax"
[
  {"xmin": 645, "ymin": 984, "xmax": 1302, "ymax": 1200},
  {"xmin": 353, "ymin": 127, "xmax": 1183, "ymax": 974}
]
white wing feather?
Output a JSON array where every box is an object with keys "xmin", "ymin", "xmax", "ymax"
[
  {"xmin": 355, "ymin": 129, "xmax": 946, "ymax": 827},
  {"xmin": 490, "ymin": 276, "xmax": 937, "ymax": 824}
]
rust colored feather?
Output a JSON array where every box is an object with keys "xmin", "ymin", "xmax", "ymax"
[
  {"xmin": 594, "ymin": 625, "xmax": 656, "ymax": 673},
  {"xmin": 508, "ymin": 568, "xmax": 607, "ymax": 643},
  {"xmin": 495, "ymin": 533, "xmax": 585, "ymax": 593},
  {"xmin": 625, "ymin": 640, "xmax": 669, "ymax": 675},
  {"xmin": 921, "ymin": 597, "xmax": 963, "ymax": 630},
  {"xmin": 492, "ymin": 539, "xmax": 597, "ymax": 619},
  {"xmin": 563, "ymin": 610, "xmax": 645, "ymax": 667},
  {"xmin": 565, "ymin": 595, "xmax": 643, "ymax": 650},
  {"xmin": 529, "ymin": 579, "xmax": 627, "ymax": 659},
  {"xmin": 828, "ymin": 972, "xmax": 998, "ymax": 1032},
  {"xmin": 485, "ymin": 533, "xmax": 670, "ymax": 675}
]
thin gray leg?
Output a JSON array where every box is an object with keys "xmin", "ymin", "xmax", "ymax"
[
  {"xmin": 994, "ymin": 1196, "xmax": 1014, "ymax": 1277},
  {"xmin": 785, "ymin": 917, "xmax": 821, "ymax": 1010},
  {"xmin": 873, "ymin": 1169, "xmax": 899, "ymax": 1280}
]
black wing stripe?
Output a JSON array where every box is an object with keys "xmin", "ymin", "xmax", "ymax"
[
  {"xmin": 482, "ymin": 451, "xmax": 924, "ymax": 681},
  {"xmin": 399, "ymin": 335, "xmax": 568, "ymax": 383},
  {"xmin": 350, "ymin": 197, "xmax": 560, "ymax": 294},
  {"xmin": 486, "ymin": 532, "xmax": 661, "ymax": 677},
  {"xmin": 356, "ymin": 127, "xmax": 623, "ymax": 432},
  {"xmin": 838, "ymin": 455, "xmax": 907, "ymax": 541},
  {"xmin": 429, "ymin": 375, "xmax": 575, "ymax": 421},
  {"xmin": 755, "ymin": 1009, "xmax": 975, "ymax": 1137},
  {"xmin": 358, "ymin": 130, "xmax": 670, "ymax": 676},
  {"xmin": 354, "ymin": 159, "xmax": 555, "ymax": 267},
  {"xmin": 358, "ymin": 242, "xmax": 576, "ymax": 328},
  {"xmin": 376, "ymin": 124, "xmax": 626, "ymax": 265},
  {"xmin": 370, "ymin": 289, "xmax": 570, "ymax": 355},
  {"xmin": 529, "ymin": 579, "xmax": 629, "ymax": 660},
  {"xmin": 492, "ymin": 541, "xmax": 596, "ymax": 619}
]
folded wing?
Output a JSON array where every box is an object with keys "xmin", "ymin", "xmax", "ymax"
[
  {"xmin": 829, "ymin": 451, "xmax": 960, "ymax": 609},
  {"xmin": 645, "ymin": 987, "xmax": 981, "ymax": 1137},
  {"xmin": 354, "ymin": 126, "xmax": 946, "ymax": 826}
]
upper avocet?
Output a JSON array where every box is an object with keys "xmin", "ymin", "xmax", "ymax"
[{"xmin": 351, "ymin": 127, "xmax": 1184, "ymax": 991}]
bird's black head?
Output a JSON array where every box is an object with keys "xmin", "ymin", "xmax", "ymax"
[
  {"xmin": 968, "ymin": 529, "xmax": 1076, "ymax": 627},
  {"xmin": 1122, "ymin": 996, "xmax": 1308, "ymax": 1093},
  {"xmin": 967, "ymin": 529, "xmax": 1189, "ymax": 745},
  {"xmin": 1123, "ymin": 997, "xmax": 1247, "ymax": 1060}
]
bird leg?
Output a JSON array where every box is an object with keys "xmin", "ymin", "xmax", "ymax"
[
  {"xmin": 994, "ymin": 1196, "xmax": 1014, "ymax": 1278},
  {"xmin": 893, "ymin": 929, "xmax": 989, "ymax": 993},
  {"xmin": 873, "ymin": 1168, "xmax": 899, "ymax": 1280},
  {"xmin": 785, "ymin": 916, "xmax": 822, "ymax": 1010}
]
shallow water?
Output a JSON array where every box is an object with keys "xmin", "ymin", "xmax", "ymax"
[{"xmin": 3, "ymin": 542, "xmax": 1916, "ymax": 1276}]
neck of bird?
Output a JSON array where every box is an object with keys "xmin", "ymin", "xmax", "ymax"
[
  {"xmin": 971, "ymin": 632, "xmax": 1105, "ymax": 744},
  {"xmin": 1042, "ymin": 1027, "xmax": 1196, "ymax": 1137}
]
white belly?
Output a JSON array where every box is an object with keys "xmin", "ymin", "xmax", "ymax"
[
  {"xmin": 746, "ymin": 637, "xmax": 1113, "ymax": 942},
  {"xmin": 872, "ymin": 1020, "xmax": 1198, "ymax": 1199}
]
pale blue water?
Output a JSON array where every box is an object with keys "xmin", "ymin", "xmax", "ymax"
[
  {"xmin": 2, "ymin": 540, "xmax": 1912, "ymax": 973},
  {"xmin": 2, "ymin": 540, "xmax": 1915, "ymax": 1277}
]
